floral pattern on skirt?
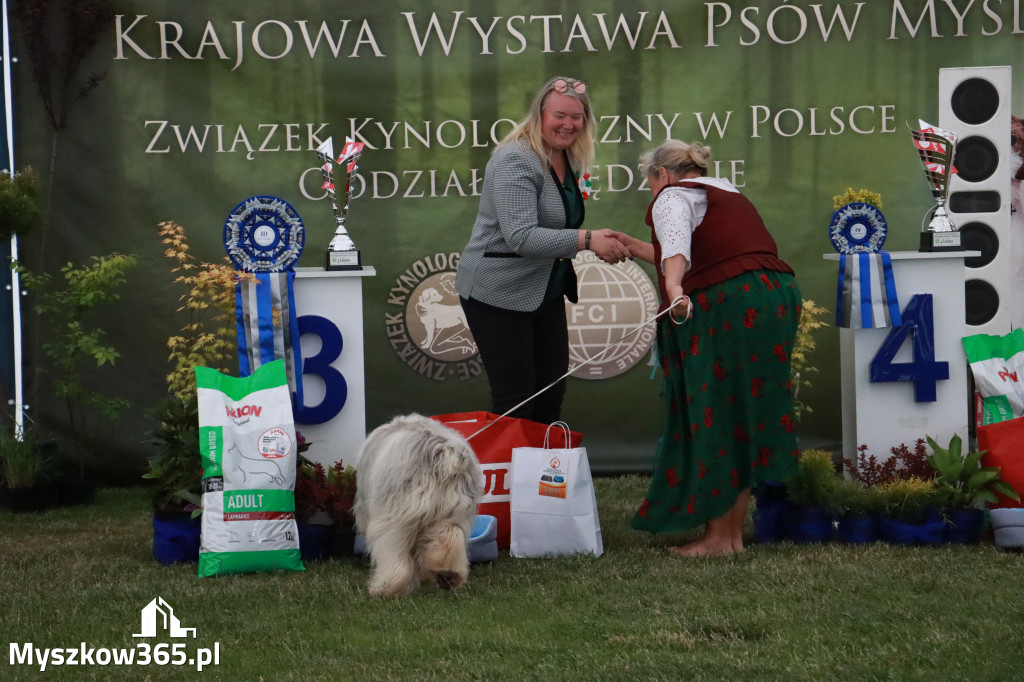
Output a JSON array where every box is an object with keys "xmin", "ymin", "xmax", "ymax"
[{"xmin": 631, "ymin": 270, "xmax": 801, "ymax": 534}]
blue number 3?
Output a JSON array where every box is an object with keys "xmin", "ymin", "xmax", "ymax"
[
  {"xmin": 293, "ymin": 315, "xmax": 348, "ymax": 424},
  {"xmin": 869, "ymin": 293, "xmax": 949, "ymax": 402}
]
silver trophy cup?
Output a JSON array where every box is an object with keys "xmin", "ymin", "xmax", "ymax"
[
  {"xmin": 909, "ymin": 124, "xmax": 961, "ymax": 252},
  {"xmin": 317, "ymin": 137, "xmax": 363, "ymax": 270}
]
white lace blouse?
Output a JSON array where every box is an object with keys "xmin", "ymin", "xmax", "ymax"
[{"xmin": 651, "ymin": 176, "xmax": 740, "ymax": 273}]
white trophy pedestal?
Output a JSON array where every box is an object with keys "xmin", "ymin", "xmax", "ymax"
[
  {"xmin": 293, "ymin": 266, "xmax": 375, "ymax": 468},
  {"xmin": 824, "ymin": 250, "xmax": 979, "ymax": 467}
]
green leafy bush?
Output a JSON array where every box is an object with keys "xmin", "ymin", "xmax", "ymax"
[
  {"xmin": 0, "ymin": 427, "xmax": 50, "ymax": 489},
  {"xmin": 0, "ymin": 168, "xmax": 42, "ymax": 239},
  {"xmin": 876, "ymin": 478, "xmax": 942, "ymax": 524},
  {"xmin": 925, "ymin": 433, "xmax": 1020, "ymax": 509},
  {"xmin": 787, "ymin": 449, "xmax": 840, "ymax": 510}
]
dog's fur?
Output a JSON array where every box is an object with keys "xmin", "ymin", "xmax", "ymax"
[{"xmin": 354, "ymin": 414, "xmax": 482, "ymax": 597}]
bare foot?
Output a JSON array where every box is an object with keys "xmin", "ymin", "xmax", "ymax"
[{"xmin": 668, "ymin": 540, "xmax": 737, "ymax": 558}]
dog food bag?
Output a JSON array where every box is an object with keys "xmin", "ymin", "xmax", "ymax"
[
  {"xmin": 963, "ymin": 328, "xmax": 1024, "ymax": 425},
  {"xmin": 195, "ymin": 360, "xmax": 303, "ymax": 577}
]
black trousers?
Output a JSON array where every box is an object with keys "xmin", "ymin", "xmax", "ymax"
[{"xmin": 460, "ymin": 296, "xmax": 568, "ymax": 425}]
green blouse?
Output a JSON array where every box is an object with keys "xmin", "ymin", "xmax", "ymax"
[{"xmin": 544, "ymin": 161, "xmax": 585, "ymax": 303}]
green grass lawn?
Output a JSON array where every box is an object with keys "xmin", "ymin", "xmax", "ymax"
[{"xmin": 2, "ymin": 477, "xmax": 1022, "ymax": 682}]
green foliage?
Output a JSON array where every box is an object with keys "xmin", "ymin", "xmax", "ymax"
[
  {"xmin": 925, "ymin": 433, "xmax": 1020, "ymax": 509},
  {"xmin": 791, "ymin": 299, "xmax": 828, "ymax": 422},
  {"xmin": 0, "ymin": 167, "xmax": 43, "ymax": 239},
  {"xmin": 833, "ymin": 187, "xmax": 883, "ymax": 209},
  {"xmin": 875, "ymin": 477, "xmax": 942, "ymax": 523},
  {"xmin": 19, "ymin": 253, "xmax": 137, "ymax": 475},
  {"xmin": 832, "ymin": 478, "xmax": 886, "ymax": 517},
  {"xmin": 158, "ymin": 221, "xmax": 252, "ymax": 403},
  {"xmin": 144, "ymin": 221, "xmax": 253, "ymax": 512},
  {"xmin": 787, "ymin": 449, "xmax": 840, "ymax": 510},
  {"xmin": 0, "ymin": 427, "xmax": 50, "ymax": 489},
  {"xmin": 142, "ymin": 396, "xmax": 202, "ymax": 512}
]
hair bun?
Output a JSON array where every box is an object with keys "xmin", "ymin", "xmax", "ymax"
[{"xmin": 692, "ymin": 143, "xmax": 711, "ymax": 167}]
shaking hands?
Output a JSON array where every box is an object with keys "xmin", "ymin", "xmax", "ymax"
[{"xmin": 586, "ymin": 229, "xmax": 633, "ymax": 264}]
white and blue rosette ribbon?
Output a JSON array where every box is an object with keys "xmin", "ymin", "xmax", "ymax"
[
  {"xmin": 830, "ymin": 202, "xmax": 901, "ymax": 329},
  {"xmin": 225, "ymin": 195, "xmax": 305, "ymax": 406},
  {"xmin": 235, "ymin": 272, "xmax": 303, "ymax": 405},
  {"xmin": 835, "ymin": 252, "xmax": 902, "ymax": 328}
]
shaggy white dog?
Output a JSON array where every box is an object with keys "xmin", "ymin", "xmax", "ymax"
[{"xmin": 354, "ymin": 414, "xmax": 482, "ymax": 598}]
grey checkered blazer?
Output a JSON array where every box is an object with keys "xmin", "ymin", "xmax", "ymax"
[{"xmin": 455, "ymin": 139, "xmax": 584, "ymax": 312}]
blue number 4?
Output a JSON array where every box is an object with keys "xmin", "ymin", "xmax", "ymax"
[{"xmin": 869, "ymin": 293, "xmax": 949, "ymax": 402}]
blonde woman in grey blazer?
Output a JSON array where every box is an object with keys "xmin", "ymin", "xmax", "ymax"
[{"xmin": 456, "ymin": 76, "xmax": 630, "ymax": 424}]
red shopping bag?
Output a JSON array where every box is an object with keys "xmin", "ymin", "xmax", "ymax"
[
  {"xmin": 976, "ymin": 415, "xmax": 1024, "ymax": 509},
  {"xmin": 432, "ymin": 412, "xmax": 583, "ymax": 548}
]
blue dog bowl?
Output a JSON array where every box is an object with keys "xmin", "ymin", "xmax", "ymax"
[
  {"xmin": 351, "ymin": 514, "xmax": 499, "ymax": 563},
  {"xmin": 469, "ymin": 514, "xmax": 499, "ymax": 563}
]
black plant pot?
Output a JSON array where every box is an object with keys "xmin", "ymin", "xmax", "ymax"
[
  {"xmin": 1, "ymin": 484, "xmax": 54, "ymax": 513},
  {"xmin": 152, "ymin": 508, "xmax": 201, "ymax": 564}
]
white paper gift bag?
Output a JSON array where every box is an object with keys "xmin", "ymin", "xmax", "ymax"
[{"xmin": 510, "ymin": 422, "xmax": 603, "ymax": 558}]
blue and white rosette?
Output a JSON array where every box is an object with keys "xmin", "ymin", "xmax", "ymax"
[
  {"xmin": 224, "ymin": 196, "xmax": 305, "ymax": 406},
  {"xmin": 224, "ymin": 195, "xmax": 305, "ymax": 272},
  {"xmin": 830, "ymin": 202, "xmax": 902, "ymax": 329}
]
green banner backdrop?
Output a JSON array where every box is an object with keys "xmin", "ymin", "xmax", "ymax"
[{"xmin": 12, "ymin": 0, "xmax": 1024, "ymax": 479}]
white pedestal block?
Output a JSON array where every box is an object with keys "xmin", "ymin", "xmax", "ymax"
[
  {"xmin": 292, "ymin": 266, "xmax": 375, "ymax": 469},
  {"xmin": 825, "ymin": 252, "xmax": 976, "ymax": 466}
]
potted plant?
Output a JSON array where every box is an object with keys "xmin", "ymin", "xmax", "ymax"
[
  {"xmin": 0, "ymin": 426, "xmax": 52, "ymax": 512},
  {"xmin": 144, "ymin": 221, "xmax": 248, "ymax": 563},
  {"xmin": 294, "ymin": 441, "xmax": 331, "ymax": 561},
  {"xmin": 18, "ymin": 253, "xmax": 137, "ymax": 505},
  {"xmin": 753, "ymin": 481, "xmax": 791, "ymax": 543},
  {"xmin": 877, "ymin": 477, "xmax": 945, "ymax": 546},
  {"xmin": 925, "ymin": 433, "xmax": 1020, "ymax": 544},
  {"xmin": 324, "ymin": 460, "xmax": 358, "ymax": 557},
  {"xmin": 144, "ymin": 396, "xmax": 203, "ymax": 564},
  {"xmin": 784, "ymin": 449, "xmax": 840, "ymax": 543},
  {"xmin": 834, "ymin": 478, "xmax": 885, "ymax": 544}
]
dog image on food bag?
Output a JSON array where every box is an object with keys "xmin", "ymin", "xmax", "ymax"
[{"xmin": 354, "ymin": 414, "xmax": 482, "ymax": 597}]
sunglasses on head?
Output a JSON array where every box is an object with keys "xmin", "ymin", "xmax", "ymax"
[{"xmin": 552, "ymin": 78, "xmax": 587, "ymax": 95}]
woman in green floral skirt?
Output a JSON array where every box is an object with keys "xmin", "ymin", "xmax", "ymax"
[{"xmin": 619, "ymin": 140, "xmax": 801, "ymax": 557}]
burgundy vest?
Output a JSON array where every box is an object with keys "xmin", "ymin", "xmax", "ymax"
[{"xmin": 646, "ymin": 181, "xmax": 793, "ymax": 308}]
